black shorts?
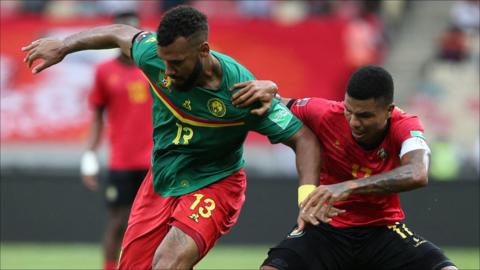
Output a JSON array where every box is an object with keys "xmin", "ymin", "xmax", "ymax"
[
  {"xmin": 262, "ymin": 222, "xmax": 456, "ymax": 270},
  {"xmin": 104, "ymin": 169, "xmax": 148, "ymax": 208}
]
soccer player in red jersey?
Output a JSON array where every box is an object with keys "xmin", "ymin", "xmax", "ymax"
[
  {"xmin": 79, "ymin": 12, "xmax": 152, "ymax": 270},
  {"xmin": 232, "ymin": 66, "xmax": 457, "ymax": 270}
]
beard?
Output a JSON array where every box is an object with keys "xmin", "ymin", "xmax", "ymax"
[{"xmin": 174, "ymin": 59, "xmax": 203, "ymax": 92}]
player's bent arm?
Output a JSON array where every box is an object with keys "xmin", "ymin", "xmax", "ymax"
[
  {"xmin": 22, "ymin": 24, "xmax": 140, "ymax": 74},
  {"xmin": 281, "ymin": 125, "xmax": 321, "ymax": 187},
  {"xmin": 343, "ymin": 149, "xmax": 430, "ymax": 195},
  {"xmin": 301, "ymin": 140, "xmax": 430, "ymax": 219}
]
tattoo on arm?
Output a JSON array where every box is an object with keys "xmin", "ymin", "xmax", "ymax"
[{"xmin": 348, "ymin": 149, "xmax": 429, "ymax": 195}]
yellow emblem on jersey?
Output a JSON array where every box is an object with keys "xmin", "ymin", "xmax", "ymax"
[
  {"xmin": 189, "ymin": 213, "xmax": 199, "ymax": 223},
  {"xmin": 183, "ymin": 100, "xmax": 192, "ymax": 111},
  {"xmin": 207, "ymin": 98, "xmax": 226, "ymax": 117}
]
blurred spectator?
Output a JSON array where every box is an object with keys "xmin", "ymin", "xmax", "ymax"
[
  {"xmin": 95, "ymin": 0, "xmax": 138, "ymax": 15},
  {"xmin": 437, "ymin": 25, "xmax": 469, "ymax": 63},
  {"xmin": 341, "ymin": 0, "xmax": 387, "ymax": 69},
  {"xmin": 21, "ymin": 0, "xmax": 50, "ymax": 13},
  {"xmin": 307, "ymin": 0, "xmax": 334, "ymax": 16},
  {"xmin": 237, "ymin": 0, "xmax": 274, "ymax": 18},
  {"xmin": 272, "ymin": 1, "xmax": 308, "ymax": 24},
  {"xmin": 450, "ymin": 0, "xmax": 480, "ymax": 34},
  {"xmin": 0, "ymin": 0, "xmax": 22, "ymax": 17}
]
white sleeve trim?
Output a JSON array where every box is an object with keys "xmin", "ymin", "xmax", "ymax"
[{"xmin": 399, "ymin": 137, "xmax": 431, "ymax": 158}]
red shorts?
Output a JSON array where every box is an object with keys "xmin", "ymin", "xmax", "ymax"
[{"xmin": 118, "ymin": 168, "xmax": 247, "ymax": 269}]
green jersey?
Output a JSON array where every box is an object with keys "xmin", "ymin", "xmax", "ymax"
[{"xmin": 131, "ymin": 32, "xmax": 303, "ymax": 196}]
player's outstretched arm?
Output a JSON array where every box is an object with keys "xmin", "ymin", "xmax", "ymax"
[
  {"xmin": 282, "ymin": 126, "xmax": 345, "ymax": 228},
  {"xmin": 302, "ymin": 149, "xmax": 430, "ymax": 221},
  {"xmin": 22, "ymin": 24, "xmax": 141, "ymax": 74}
]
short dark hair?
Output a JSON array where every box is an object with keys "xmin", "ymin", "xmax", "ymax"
[
  {"xmin": 156, "ymin": 5, "xmax": 208, "ymax": 47},
  {"xmin": 346, "ymin": 65, "xmax": 394, "ymax": 104}
]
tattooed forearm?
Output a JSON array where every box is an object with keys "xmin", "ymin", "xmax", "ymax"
[{"xmin": 346, "ymin": 149, "xmax": 429, "ymax": 195}]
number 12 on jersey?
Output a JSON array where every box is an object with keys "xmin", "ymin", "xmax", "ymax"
[{"xmin": 172, "ymin": 122, "xmax": 194, "ymax": 145}]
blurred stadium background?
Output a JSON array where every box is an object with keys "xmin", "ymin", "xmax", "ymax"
[{"xmin": 1, "ymin": 0, "xmax": 479, "ymax": 269}]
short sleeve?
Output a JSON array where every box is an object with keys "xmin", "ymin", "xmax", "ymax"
[
  {"xmin": 290, "ymin": 97, "xmax": 329, "ymax": 128},
  {"xmin": 391, "ymin": 111, "xmax": 426, "ymax": 146},
  {"xmin": 131, "ymin": 32, "xmax": 159, "ymax": 69},
  {"xmin": 88, "ymin": 65, "xmax": 107, "ymax": 109},
  {"xmin": 248, "ymin": 100, "xmax": 303, "ymax": 144}
]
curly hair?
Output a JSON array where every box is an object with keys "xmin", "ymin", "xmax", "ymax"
[
  {"xmin": 156, "ymin": 5, "xmax": 208, "ymax": 47},
  {"xmin": 346, "ymin": 65, "xmax": 394, "ymax": 104}
]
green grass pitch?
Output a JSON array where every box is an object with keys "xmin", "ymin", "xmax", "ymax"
[{"xmin": 1, "ymin": 243, "xmax": 478, "ymax": 269}]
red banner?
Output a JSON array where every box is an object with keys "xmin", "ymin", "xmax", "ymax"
[{"xmin": 1, "ymin": 15, "xmax": 354, "ymax": 143}]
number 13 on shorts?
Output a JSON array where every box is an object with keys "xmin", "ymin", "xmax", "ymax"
[{"xmin": 188, "ymin": 194, "xmax": 216, "ymax": 223}]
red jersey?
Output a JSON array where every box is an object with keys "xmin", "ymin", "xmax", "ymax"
[
  {"xmin": 89, "ymin": 58, "xmax": 153, "ymax": 170},
  {"xmin": 291, "ymin": 97, "xmax": 425, "ymax": 228}
]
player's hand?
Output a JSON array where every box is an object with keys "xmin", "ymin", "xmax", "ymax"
[
  {"xmin": 82, "ymin": 174, "xmax": 99, "ymax": 192},
  {"xmin": 301, "ymin": 183, "xmax": 349, "ymax": 225},
  {"xmin": 297, "ymin": 204, "xmax": 345, "ymax": 228},
  {"xmin": 21, "ymin": 38, "xmax": 67, "ymax": 74},
  {"xmin": 229, "ymin": 80, "xmax": 277, "ymax": 116}
]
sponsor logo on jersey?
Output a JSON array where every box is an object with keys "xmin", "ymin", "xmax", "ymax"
[
  {"xmin": 207, "ymin": 98, "xmax": 226, "ymax": 117},
  {"xmin": 189, "ymin": 213, "xmax": 200, "ymax": 223},
  {"xmin": 182, "ymin": 100, "xmax": 192, "ymax": 111},
  {"xmin": 268, "ymin": 103, "xmax": 293, "ymax": 129}
]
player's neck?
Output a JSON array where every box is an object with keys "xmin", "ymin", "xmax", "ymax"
[{"xmin": 197, "ymin": 53, "xmax": 222, "ymax": 90}]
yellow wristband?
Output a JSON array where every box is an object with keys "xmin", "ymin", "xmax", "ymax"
[{"xmin": 298, "ymin": 184, "xmax": 316, "ymax": 206}]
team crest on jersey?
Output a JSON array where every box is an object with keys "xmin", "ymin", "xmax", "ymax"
[
  {"xmin": 377, "ymin": 148, "xmax": 388, "ymax": 160},
  {"xmin": 207, "ymin": 98, "xmax": 226, "ymax": 117},
  {"xmin": 158, "ymin": 71, "xmax": 172, "ymax": 90}
]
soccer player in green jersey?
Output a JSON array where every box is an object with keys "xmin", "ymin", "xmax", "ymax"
[{"xmin": 22, "ymin": 6, "xmax": 337, "ymax": 269}]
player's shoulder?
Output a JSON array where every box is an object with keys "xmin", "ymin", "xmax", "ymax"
[
  {"xmin": 294, "ymin": 97, "xmax": 343, "ymax": 115},
  {"xmin": 390, "ymin": 107, "xmax": 421, "ymax": 126},
  {"xmin": 213, "ymin": 51, "xmax": 254, "ymax": 84}
]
